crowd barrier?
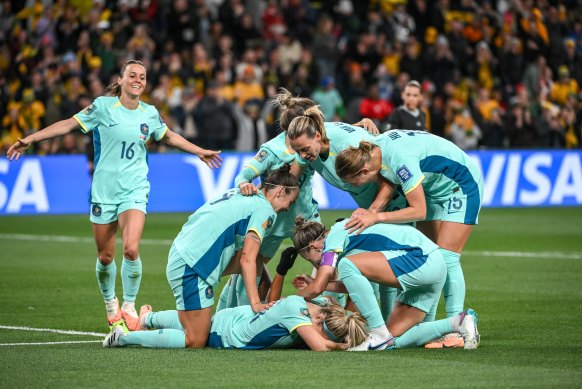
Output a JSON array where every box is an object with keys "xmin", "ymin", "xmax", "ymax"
[{"xmin": 1, "ymin": 150, "xmax": 581, "ymax": 215}]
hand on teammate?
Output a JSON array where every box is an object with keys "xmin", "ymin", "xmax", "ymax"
[
  {"xmin": 353, "ymin": 118, "xmax": 380, "ymax": 135},
  {"xmin": 276, "ymin": 247, "xmax": 298, "ymax": 276},
  {"xmin": 239, "ymin": 182, "xmax": 259, "ymax": 196},
  {"xmin": 292, "ymin": 274, "xmax": 313, "ymax": 290},
  {"xmin": 345, "ymin": 208, "xmax": 380, "ymax": 234}
]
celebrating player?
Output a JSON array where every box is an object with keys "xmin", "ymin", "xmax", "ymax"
[{"xmin": 6, "ymin": 60, "xmax": 221, "ymax": 330}]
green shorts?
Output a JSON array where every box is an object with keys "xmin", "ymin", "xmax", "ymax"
[
  {"xmin": 89, "ymin": 200, "xmax": 147, "ymax": 224},
  {"xmin": 425, "ymin": 179, "xmax": 483, "ymax": 225},
  {"xmin": 259, "ymin": 235, "xmax": 286, "ymax": 259},
  {"xmin": 383, "ymin": 249, "xmax": 446, "ymax": 313},
  {"xmin": 166, "ymin": 243, "xmax": 215, "ymax": 311}
]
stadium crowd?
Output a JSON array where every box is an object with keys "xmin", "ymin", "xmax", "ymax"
[{"xmin": 1, "ymin": 0, "xmax": 581, "ymax": 156}]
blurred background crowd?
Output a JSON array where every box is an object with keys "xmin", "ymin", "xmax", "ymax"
[{"xmin": 1, "ymin": 0, "xmax": 581, "ymax": 156}]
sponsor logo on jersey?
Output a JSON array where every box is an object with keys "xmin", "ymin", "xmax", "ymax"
[
  {"xmin": 255, "ymin": 149, "xmax": 268, "ymax": 162},
  {"xmin": 92, "ymin": 204, "xmax": 102, "ymax": 217},
  {"xmin": 397, "ymin": 165, "xmax": 413, "ymax": 182},
  {"xmin": 140, "ymin": 123, "xmax": 149, "ymax": 136},
  {"xmin": 82, "ymin": 104, "xmax": 95, "ymax": 115},
  {"xmin": 262, "ymin": 215, "xmax": 274, "ymax": 231}
]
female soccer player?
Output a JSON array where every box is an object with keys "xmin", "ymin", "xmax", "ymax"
[
  {"xmin": 335, "ymin": 134, "xmax": 483, "ymax": 346},
  {"xmin": 291, "ymin": 217, "xmax": 480, "ymax": 351},
  {"xmin": 6, "ymin": 60, "xmax": 222, "ymax": 330}
]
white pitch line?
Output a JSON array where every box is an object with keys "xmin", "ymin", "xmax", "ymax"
[
  {"xmin": 0, "ymin": 340, "xmax": 101, "ymax": 347},
  {"xmin": 0, "ymin": 325, "xmax": 106, "ymax": 337},
  {"xmin": 1, "ymin": 233, "xmax": 581, "ymax": 259}
]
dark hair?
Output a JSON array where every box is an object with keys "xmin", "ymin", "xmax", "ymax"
[
  {"xmin": 272, "ymin": 88, "xmax": 316, "ymax": 131},
  {"xmin": 105, "ymin": 60, "xmax": 146, "ymax": 97},
  {"xmin": 263, "ymin": 164, "xmax": 299, "ymax": 195},
  {"xmin": 293, "ymin": 216, "xmax": 326, "ymax": 252},
  {"xmin": 335, "ymin": 141, "xmax": 376, "ymax": 181}
]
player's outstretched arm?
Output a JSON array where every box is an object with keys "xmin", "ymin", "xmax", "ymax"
[
  {"xmin": 296, "ymin": 325, "xmax": 350, "ymax": 351},
  {"xmin": 6, "ymin": 117, "xmax": 79, "ymax": 160},
  {"xmin": 163, "ymin": 129, "xmax": 222, "ymax": 168}
]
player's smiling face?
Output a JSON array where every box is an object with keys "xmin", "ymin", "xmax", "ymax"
[
  {"xmin": 119, "ymin": 63, "xmax": 147, "ymax": 98},
  {"xmin": 290, "ymin": 132, "xmax": 322, "ymax": 161}
]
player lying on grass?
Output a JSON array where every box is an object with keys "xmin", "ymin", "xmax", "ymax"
[
  {"xmin": 292, "ymin": 217, "xmax": 480, "ymax": 351},
  {"xmin": 103, "ymin": 249, "xmax": 368, "ymax": 351}
]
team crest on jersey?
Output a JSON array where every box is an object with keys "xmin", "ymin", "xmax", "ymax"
[
  {"xmin": 255, "ymin": 149, "xmax": 268, "ymax": 162},
  {"xmin": 397, "ymin": 165, "xmax": 413, "ymax": 182},
  {"xmin": 205, "ymin": 286, "xmax": 214, "ymax": 299},
  {"xmin": 300, "ymin": 308, "xmax": 310, "ymax": 317},
  {"xmin": 262, "ymin": 215, "xmax": 274, "ymax": 231},
  {"xmin": 82, "ymin": 104, "xmax": 95, "ymax": 115},
  {"xmin": 140, "ymin": 123, "xmax": 149, "ymax": 136},
  {"xmin": 92, "ymin": 204, "xmax": 102, "ymax": 217}
]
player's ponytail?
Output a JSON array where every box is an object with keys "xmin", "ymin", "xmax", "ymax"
[
  {"xmin": 272, "ymin": 88, "xmax": 315, "ymax": 132},
  {"xmin": 287, "ymin": 106, "xmax": 328, "ymax": 143},
  {"xmin": 105, "ymin": 59, "xmax": 146, "ymax": 97},
  {"xmin": 293, "ymin": 216, "xmax": 326, "ymax": 253},
  {"xmin": 322, "ymin": 299, "xmax": 368, "ymax": 346},
  {"xmin": 335, "ymin": 141, "xmax": 376, "ymax": 181}
]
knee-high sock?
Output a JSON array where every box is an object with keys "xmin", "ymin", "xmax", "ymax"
[
  {"xmin": 119, "ymin": 329, "xmax": 185, "ymax": 348},
  {"xmin": 394, "ymin": 318, "xmax": 452, "ymax": 348},
  {"xmin": 121, "ymin": 257, "xmax": 142, "ymax": 303},
  {"xmin": 217, "ymin": 274, "xmax": 261, "ymax": 311},
  {"xmin": 146, "ymin": 310, "xmax": 183, "ymax": 330},
  {"xmin": 338, "ymin": 258, "xmax": 385, "ymax": 330},
  {"xmin": 441, "ymin": 248, "xmax": 465, "ymax": 317},
  {"xmin": 378, "ymin": 284, "xmax": 397, "ymax": 322},
  {"xmin": 96, "ymin": 259, "xmax": 116, "ymax": 301}
]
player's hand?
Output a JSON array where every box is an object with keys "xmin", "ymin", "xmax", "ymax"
[
  {"xmin": 292, "ymin": 274, "xmax": 313, "ymax": 290},
  {"xmin": 353, "ymin": 118, "xmax": 380, "ymax": 135},
  {"xmin": 6, "ymin": 138, "xmax": 31, "ymax": 161},
  {"xmin": 345, "ymin": 209, "xmax": 379, "ymax": 234},
  {"xmin": 251, "ymin": 300, "xmax": 276, "ymax": 313},
  {"xmin": 276, "ymin": 247, "xmax": 298, "ymax": 276},
  {"xmin": 239, "ymin": 182, "xmax": 259, "ymax": 196},
  {"xmin": 337, "ymin": 336, "xmax": 351, "ymax": 350},
  {"xmin": 198, "ymin": 149, "xmax": 222, "ymax": 169}
]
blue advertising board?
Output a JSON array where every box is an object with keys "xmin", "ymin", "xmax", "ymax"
[{"xmin": 1, "ymin": 150, "xmax": 581, "ymax": 215}]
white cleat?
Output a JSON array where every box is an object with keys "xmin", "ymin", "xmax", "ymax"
[
  {"xmin": 348, "ymin": 333, "xmax": 395, "ymax": 351},
  {"xmin": 103, "ymin": 321, "xmax": 128, "ymax": 348},
  {"xmin": 458, "ymin": 309, "xmax": 480, "ymax": 350}
]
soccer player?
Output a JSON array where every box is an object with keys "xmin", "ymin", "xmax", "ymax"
[
  {"xmin": 385, "ymin": 80, "xmax": 427, "ymax": 132},
  {"xmin": 103, "ymin": 166, "xmax": 299, "ymax": 348},
  {"xmin": 335, "ymin": 132, "xmax": 483, "ymax": 347},
  {"xmin": 291, "ymin": 217, "xmax": 480, "ymax": 351},
  {"xmin": 6, "ymin": 60, "xmax": 221, "ymax": 330}
]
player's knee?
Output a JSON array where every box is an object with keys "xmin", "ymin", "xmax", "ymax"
[
  {"xmin": 184, "ymin": 334, "xmax": 206, "ymax": 349},
  {"xmin": 98, "ymin": 253, "xmax": 114, "ymax": 264},
  {"xmin": 123, "ymin": 246, "xmax": 140, "ymax": 260}
]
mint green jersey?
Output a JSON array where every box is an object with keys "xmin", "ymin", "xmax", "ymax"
[
  {"xmin": 208, "ymin": 296, "xmax": 312, "ymax": 349},
  {"xmin": 235, "ymin": 132, "xmax": 318, "ymax": 237},
  {"xmin": 297, "ymin": 122, "xmax": 379, "ymax": 208},
  {"xmin": 320, "ymin": 219, "xmax": 439, "ymax": 269},
  {"xmin": 73, "ymin": 96, "xmax": 168, "ymax": 204},
  {"xmin": 173, "ymin": 189, "xmax": 276, "ymax": 286},
  {"xmin": 372, "ymin": 130, "xmax": 482, "ymax": 223}
]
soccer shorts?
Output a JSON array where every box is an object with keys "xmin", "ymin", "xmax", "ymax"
[{"xmin": 89, "ymin": 200, "xmax": 147, "ymax": 224}]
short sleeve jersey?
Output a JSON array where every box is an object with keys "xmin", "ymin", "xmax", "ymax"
[
  {"xmin": 173, "ymin": 189, "xmax": 276, "ymax": 286},
  {"xmin": 319, "ymin": 219, "xmax": 439, "ymax": 268},
  {"xmin": 373, "ymin": 130, "xmax": 482, "ymax": 199},
  {"xmin": 235, "ymin": 132, "xmax": 318, "ymax": 237},
  {"xmin": 208, "ymin": 296, "xmax": 312, "ymax": 349},
  {"xmin": 296, "ymin": 122, "xmax": 380, "ymax": 208},
  {"xmin": 73, "ymin": 96, "xmax": 168, "ymax": 204}
]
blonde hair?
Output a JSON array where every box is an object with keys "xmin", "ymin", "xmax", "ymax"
[
  {"xmin": 293, "ymin": 216, "xmax": 326, "ymax": 252},
  {"xmin": 272, "ymin": 88, "xmax": 316, "ymax": 131},
  {"xmin": 335, "ymin": 141, "xmax": 376, "ymax": 181},
  {"xmin": 321, "ymin": 298, "xmax": 368, "ymax": 346},
  {"xmin": 286, "ymin": 106, "xmax": 328, "ymax": 143},
  {"xmin": 105, "ymin": 60, "xmax": 146, "ymax": 97}
]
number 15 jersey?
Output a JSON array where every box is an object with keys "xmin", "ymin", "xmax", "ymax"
[{"xmin": 74, "ymin": 96, "xmax": 168, "ymax": 204}]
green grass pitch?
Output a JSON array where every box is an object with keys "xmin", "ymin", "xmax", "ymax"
[{"xmin": 0, "ymin": 208, "xmax": 581, "ymax": 388}]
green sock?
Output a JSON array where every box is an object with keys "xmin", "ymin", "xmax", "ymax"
[
  {"xmin": 338, "ymin": 258, "xmax": 385, "ymax": 330},
  {"xmin": 394, "ymin": 318, "xmax": 452, "ymax": 348},
  {"xmin": 119, "ymin": 329, "xmax": 185, "ymax": 348},
  {"xmin": 440, "ymin": 248, "xmax": 465, "ymax": 317},
  {"xmin": 95, "ymin": 259, "xmax": 116, "ymax": 301},
  {"xmin": 148, "ymin": 310, "xmax": 183, "ymax": 330},
  {"xmin": 121, "ymin": 257, "xmax": 142, "ymax": 303}
]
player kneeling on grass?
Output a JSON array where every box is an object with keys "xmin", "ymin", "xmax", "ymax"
[
  {"xmin": 292, "ymin": 217, "xmax": 480, "ymax": 351},
  {"xmin": 104, "ymin": 165, "xmax": 299, "ymax": 349}
]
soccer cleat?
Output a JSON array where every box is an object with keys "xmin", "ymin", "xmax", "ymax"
[
  {"xmin": 121, "ymin": 302, "xmax": 140, "ymax": 331},
  {"xmin": 348, "ymin": 333, "xmax": 395, "ymax": 351},
  {"xmin": 457, "ymin": 309, "xmax": 480, "ymax": 350},
  {"xmin": 424, "ymin": 332, "xmax": 465, "ymax": 349},
  {"xmin": 138, "ymin": 304, "xmax": 153, "ymax": 330},
  {"xmin": 102, "ymin": 320, "xmax": 129, "ymax": 348},
  {"xmin": 105, "ymin": 297, "xmax": 122, "ymax": 328}
]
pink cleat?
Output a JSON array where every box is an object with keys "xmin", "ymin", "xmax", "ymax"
[
  {"xmin": 139, "ymin": 304, "xmax": 153, "ymax": 330},
  {"xmin": 424, "ymin": 333, "xmax": 465, "ymax": 349},
  {"xmin": 121, "ymin": 302, "xmax": 140, "ymax": 331}
]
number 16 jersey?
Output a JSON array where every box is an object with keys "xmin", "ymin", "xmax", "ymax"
[{"xmin": 73, "ymin": 96, "xmax": 168, "ymax": 204}]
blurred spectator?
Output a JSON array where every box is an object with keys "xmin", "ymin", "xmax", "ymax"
[
  {"xmin": 449, "ymin": 106, "xmax": 482, "ymax": 150},
  {"xmin": 194, "ymin": 81, "xmax": 238, "ymax": 150},
  {"xmin": 506, "ymin": 97, "xmax": 536, "ymax": 148},
  {"xmin": 550, "ymin": 66, "xmax": 579, "ymax": 106},
  {"xmin": 233, "ymin": 65, "xmax": 264, "ymax": 108},
  {"xmin": 311, "ymin": 15, "xmax": 338, "ymax": 78},
  {"xmin": 311, "ymin": 76, "xmax": 345, "ymax": 121},
  {"xmin": 359, "ymin": 82, "xmax": 393, "ymax": 128},
  {"xmin": 386, "ymin": 80, "xmax": 426, "ymax": 132},
  {"xmin": 235, "ymin": 99, "xmax": 268, "ymax": 151}
]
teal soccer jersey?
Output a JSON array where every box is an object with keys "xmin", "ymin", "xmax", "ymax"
[
  {"xmin": 73, "ymin": 96, "xmax": 168, "ymax": 204},
  {"xmin": 297, "ymin": 122, "xmax": 379, "ymax": 208},
  {"xmin": 208, "ymin": 296, "xmax": 312, "ymax": 349},
  {"xmin": 373, "ymin": 130, "xmax": 483, "ymax": 223},
  {"xmin": 320, "ymin": 219, "xmax": 439, "ymax": 270},
  {"xmin": 235, "ymin": 132, "xmax": 318, "ymax": 237},
  {"xmin": 172, "ymin": 189, "xmax": 276, "ymax": 286}
]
